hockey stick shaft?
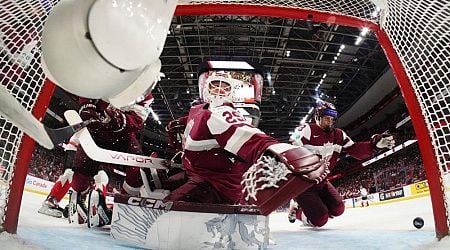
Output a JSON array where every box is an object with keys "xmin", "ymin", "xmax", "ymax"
[
  {"xmin": 64, "ymin": 110, "xmax": 180, "ymax": 170},
  {"xmin": 0, "ymin": 85, "xmax": 93, "ymax": 149}
]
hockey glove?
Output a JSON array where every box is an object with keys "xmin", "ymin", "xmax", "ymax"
[
  {"xmin": 165, "ymin": 117, "xmax": 187, "ymax": 151},
  {"xmin": 93, "ymin": 107, "xmax": 127, "ymax": 132},
  {"xmin": 241, "ymin": 143, "xmax": 329, "ymax": 215},
  {"xmin": 96, "ymin": 100, "xmax": 110, "ymax": 113},
  {"xmin": 79, "ymin": 103, "xmax": 100, "ymax": 121},
  {"xmin": 371, "ymin": 134, "xmax": 395, "ymax": 150},
  {"xmin": 265, "ymin": 143, "xmax": 329, "ymax": 183}
]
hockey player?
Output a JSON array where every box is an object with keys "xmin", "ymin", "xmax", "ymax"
[
  {"xmin": 38, "ymin": 134, "xmax": 79, "ymax": 218},
  {"xmin": 360, "ymin": 186, "xmax": 369, "ymax": 207},
  {"xmin": 163, "ymin": 62, "xmax": 329, "ymax": 214},
  {"xmin": 288, "ymin": 101, "xmax": 395, "ymax": 227},
  {"xmin": 70, "ymin": 94, "xmax": 154, "ymax": 226}
]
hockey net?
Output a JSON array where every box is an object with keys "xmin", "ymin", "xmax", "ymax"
[{"xmin": 1, "ymin": 0, "xmax": 449, "ymax": 238}]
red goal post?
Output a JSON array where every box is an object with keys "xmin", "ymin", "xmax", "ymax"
[{"xmin": 0, "ymin": 0, "xmax": 449, "ymax": 238}]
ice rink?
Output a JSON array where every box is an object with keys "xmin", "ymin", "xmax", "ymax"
[{"xmin": 1, "ymin": 191, "xmax": 450, "ymax": 249}]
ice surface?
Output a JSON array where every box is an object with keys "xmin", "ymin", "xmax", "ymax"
[{"xmin": 1, "ymin": 191, "xmax": 449, "ymax": 249}]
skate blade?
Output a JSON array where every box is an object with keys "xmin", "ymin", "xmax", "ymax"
[{"xmin": 38, "ymin": 206, "xmax": 63, "ymax": 218}]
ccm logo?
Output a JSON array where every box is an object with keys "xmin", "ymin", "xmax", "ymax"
[
  {"xmin": 110, "ymin": 153, "xmax": 153, "ymax": 163},
  {"xmin": 127, "ymin": 197, "xmax": 173, "ymax": 210}
]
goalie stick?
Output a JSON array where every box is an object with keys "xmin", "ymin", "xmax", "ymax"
[
  {"xmin": 64, "ymin": 110, "xmax": 181, "ymax": 170},
  {"xmin": 0, "ymin": 85, "xmax": 94, "ymax": 149}
]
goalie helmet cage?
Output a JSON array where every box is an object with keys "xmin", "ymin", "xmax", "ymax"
[{"xmin": 0, "ymin": 0, "xmax": 449, "ymax": 238}]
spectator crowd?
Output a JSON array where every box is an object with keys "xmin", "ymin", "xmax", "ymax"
[
  {"xmin": 27, "ymin": 99, "xmax": 427, "ymax": 202},
  {"xmin": 332, "ymin": 145, "xmax": 425, "ymax": 199},
  {"xmin": 28, "ymin": 145, "xmax": 124, "ymax": 193}
]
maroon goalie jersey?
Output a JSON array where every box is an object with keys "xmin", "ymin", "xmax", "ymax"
[
  {"xmin": 290, "ymin": 123, "xmax": 377, "ymax": 172},
  {"xmin": 182, "ymin": 103, "xmax": 278, "ymax": 203}
]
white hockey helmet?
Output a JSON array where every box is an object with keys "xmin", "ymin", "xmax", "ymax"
[
  {"xmin": 41, "ymin": 0, "xmax": 177, "ymax": 108},
  {"xmin": 202, "ymin": 72, "xmax": 237, "ymax": 108},
  {"xmin": 198, "ymin": 61, "xmax": 266, "ymax": 126}
]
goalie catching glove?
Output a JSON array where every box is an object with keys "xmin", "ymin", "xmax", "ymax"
[
  {"xmin": 371, "ymin": 134, "xmax": 395, "ymax": 149},
  {"xmin": 241, "ymin": 143, "xmax": 329, "ymax": 215},
  {"xmin": 265, "ymin": 143, "xmax": 329, "ymax": 183}
]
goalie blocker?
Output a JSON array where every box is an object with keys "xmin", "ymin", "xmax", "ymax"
[{"xmin": 242, "ymin": 143, "xmax": 329, "ymax": 215}]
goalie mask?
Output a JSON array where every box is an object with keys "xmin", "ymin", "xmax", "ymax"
[
  {"xmin": 198, "ymin": 62, "xmax": 265, "ymax": 126},
  {"xmin": 201, "ymin": 72, "xmax": 235, "ymax": 108},
  {"xmin": 315, "ymin": 101, "xmax": 338, "ymax": 132}
]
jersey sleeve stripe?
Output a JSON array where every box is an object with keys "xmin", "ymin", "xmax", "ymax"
[
  {"xmin": 224, "ymin": 125, "xmax": 264, "ymax": 154},
  {"xmin": 184, "ymin": 135, "xmax": 220, "ymax": 151}
]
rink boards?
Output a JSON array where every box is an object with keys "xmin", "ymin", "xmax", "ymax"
[{"xmin": 110, "ymin": 194, "xmax": 269, "ymax": 250}]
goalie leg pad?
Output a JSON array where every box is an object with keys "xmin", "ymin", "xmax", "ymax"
[
  {"xmin": 67, "ymin": 190, "xmax": 88, "ymax": 224},
  {"xmin": 88, "ymin": 188, "xmax": 112, "ymax": 228},
  {"xmin": 164, "ymin": 176, "xmax": 226, "ymax": 204}
]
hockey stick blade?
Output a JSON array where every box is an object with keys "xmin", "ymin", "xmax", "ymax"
[
  {"xmin": 44, "ymin": 119, "xmax": 95, "ymax": 147},
  {"xmin": 0, "ymin": 85, "xmax": 93, "ymax": 149},
  {"xmin": 64, "ymin": 110, "xmax": 179, "ymax": 170}
]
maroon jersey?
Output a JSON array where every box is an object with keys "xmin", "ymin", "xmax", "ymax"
[
  {"xmin": 72, "ymin": 94, "xmax": 154, "ymax": 195},
  {"xmin": 182, "ymin": 103, "xmax": 278, "ymax": 202},
  {"xmin": 290, "ymin": 123, "xmax": 377, "ymax": 172}
]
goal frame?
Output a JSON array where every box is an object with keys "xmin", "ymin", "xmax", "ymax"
[
  {"xmin": 1, "ymin": 1, "xmax": 448, "ymax": 239},
  {"xmin": 173, "ymin": 4, "xmax": 448, "ymax": 237},
  {"xmin": 2, "ymin": 79, "xmax": 56, "ymax": 233}
]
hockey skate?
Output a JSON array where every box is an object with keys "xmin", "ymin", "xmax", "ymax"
[
  {"xmin": 38, "ymin": 195, "xmax": 64, "ymax": 218},
  {"xmin": 87, "ymin": 188, "xmax": 112, "ymax": 228},
  {"xmin": 67, "ymin": 190, "xmax": 88, "ymax": 224},
  {"xmin": 288, "ymin": 207, "xmax": 297, "ymax": 223},
  {"xmin": 287, "ymin": 199, "xmax": 299, "ymax": 223}
]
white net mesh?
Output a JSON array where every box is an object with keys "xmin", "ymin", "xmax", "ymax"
[
  {"xmin": 183, "ymin": 0, "xmax": 381, "ymax": 22},
  {"xmin": 0, "ymin": 0, "xmax": 58, "ymax": 228},
  {"xmin": 0, "ymin": 0, "xmax": 449, "ymax": 235},
  {"xmin": 380, "ymin": 0, "xmax": 450, "ymax": 228},
  {"xmin": 241, "ymin": 156, "xmax": 292, "ymax": 201}
]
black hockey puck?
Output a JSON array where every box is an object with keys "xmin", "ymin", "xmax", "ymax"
[{"xmin": 413, "ymin": 217, "xmax": 424, "ymax": 229}]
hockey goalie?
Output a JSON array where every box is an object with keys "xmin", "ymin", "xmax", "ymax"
[
  {"xmin": 36, "ymin": 1, "xmax": 328, "ymax": 248},
  {"xmin": 109, "ymin": 61, "xmax": 329, "ymax": 250}
]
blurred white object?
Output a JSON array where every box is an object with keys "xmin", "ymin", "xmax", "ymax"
[{"xmin": 41, "ymin": 0, "xmax": 177, "ymax": 107}]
